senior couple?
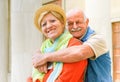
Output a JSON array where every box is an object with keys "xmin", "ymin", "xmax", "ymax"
[{"xmin": 27, "ymin": 4, "xmax": 112, "ymax": 82}]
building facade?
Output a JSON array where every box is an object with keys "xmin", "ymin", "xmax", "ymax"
[{"xmin": 0, "ymin": 0, "xmax": 120, "ymax": 82}]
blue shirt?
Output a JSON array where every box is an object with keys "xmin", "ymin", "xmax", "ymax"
[{"xmin": 81, "ymin": 27, "xmax": 112, "ymax": 82}]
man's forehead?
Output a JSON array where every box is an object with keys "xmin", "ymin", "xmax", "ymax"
[
  {"xmin": 67, "ymin": 13, "xmax": 84, "ymax": 21},
  {"xmin": 67, "ymin": 17, "xmax": 84, "ymax": 22}
]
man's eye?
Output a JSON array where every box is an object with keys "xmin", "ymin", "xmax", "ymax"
[
  {"xmin": 76, "ymin": 21, "xmax": 80, "ymax": 24},
  {"xmin": 68, "ymin": 22, "xmax": 73, "ymax": 26}
]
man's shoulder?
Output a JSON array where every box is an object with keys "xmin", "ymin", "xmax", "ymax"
[{"xmin": 87, "ymin": 33, "xmax": 106, "ymax": 42}]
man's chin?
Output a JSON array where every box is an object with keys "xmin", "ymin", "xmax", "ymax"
[{"xmin": 73, "ymin": 35, "xmax": 80, "ymax": 39}]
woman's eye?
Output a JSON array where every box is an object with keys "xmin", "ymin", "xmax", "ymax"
[
  {"xmin": 50, "ymin": 20, "xmax": 56, "ymax": 23},
  {"xmin": 41, "ymin": 22, "xmax": 46, "ymax": 27}
]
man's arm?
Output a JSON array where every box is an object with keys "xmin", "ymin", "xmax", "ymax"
[
  {"xmin": 32, "ymin": 33, "xmax": 107, "ymax": 67},
  {"xmin": 32, "ymin": 44, "xmax": 94, "ymax": 68},
  {"xmin": 47, "ymin": 44, "xmax": 94, "ymax": 62}
]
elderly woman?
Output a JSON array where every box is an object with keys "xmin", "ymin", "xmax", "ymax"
[{"xmin": 27, "ymin": 4, "xmax": 87, "ymax": 82}]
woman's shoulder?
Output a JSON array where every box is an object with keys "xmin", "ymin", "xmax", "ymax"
[{"xmin": 68, "ymin": 37, "xmax": 82, "ymax": 46}]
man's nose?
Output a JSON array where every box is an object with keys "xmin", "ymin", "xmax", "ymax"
[{"xmin": 73, "ymin": 22, "xmax": 77, "ymax": 28}]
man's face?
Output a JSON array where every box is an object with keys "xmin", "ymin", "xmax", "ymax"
[{"xmin": 67, "ymin": 11, "xmax": 88, "ymax": 39}]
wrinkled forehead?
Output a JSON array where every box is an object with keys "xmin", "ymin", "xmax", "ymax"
[
  {"xmin": 67, "ymin": 14, "xmax": 85, "ymax": 23},
  {"xmin": 67, "ymin": 11, "xmax": 84, "ymax": 20}
]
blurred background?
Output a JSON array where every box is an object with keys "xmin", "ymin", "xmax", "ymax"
[{"xmin": 0, "ymin": 0, "xmax": 120, "ymax": 82}]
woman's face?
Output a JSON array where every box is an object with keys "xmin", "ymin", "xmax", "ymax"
[{"xmin": 41, "ymin": 13, "xmax": 64, "ymax": 41}]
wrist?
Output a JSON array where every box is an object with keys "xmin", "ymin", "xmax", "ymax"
[
  {"xmin": 44, "ymin": 52, "xmax": 54, "ymax": 62},
  {"xmin": 44, "ymin": 53, "xmax": 50, "ymax": 62}
]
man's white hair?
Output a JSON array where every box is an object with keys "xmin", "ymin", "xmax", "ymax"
[{"xmin": 66, "ymin": 8, "xmax": 87, "ymax": 21}]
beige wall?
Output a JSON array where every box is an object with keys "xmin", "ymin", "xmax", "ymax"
[
  {"xmin": 10, "ymin": 0, "xmax": 43, "ymax": 82},
  {"xmin": 111, "ymin": 0, "xmax": 120, "ymax": 22},
  {"xmin": 65, "ymin": 0, "xmax": 85, "ymax": 12},
  {"xmin": 111, "ymin": 0, "xmax": 120, "ymax": 18},
  {"xmin": 0, "ymin": 0, "xmax": 120, "ymax": 82},
  {"xmin": 0, "ymin": 0, "xmax": 9, "ymax": 81}
]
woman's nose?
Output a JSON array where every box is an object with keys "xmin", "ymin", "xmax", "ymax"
[{"xmin": 46, "ymin": 22, "xmax": 52, "ymax": 28}]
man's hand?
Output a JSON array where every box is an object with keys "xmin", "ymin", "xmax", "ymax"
[
  {"xmin": 32, "ymin": 49, "xmax": 47, "ymax": 68},
  {"xmin": 37, "ymin": 64, "xmax": 48, "ymax": 73}
]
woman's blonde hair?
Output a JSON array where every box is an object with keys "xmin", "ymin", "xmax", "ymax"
[{"xmin": 38, "ymin": 11, "xmax": 65, "ymax": 29}]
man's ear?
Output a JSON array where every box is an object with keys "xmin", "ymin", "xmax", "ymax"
[{"xmin": 86, "ymin": 18, "xmax": 89, "ymax": 26}]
